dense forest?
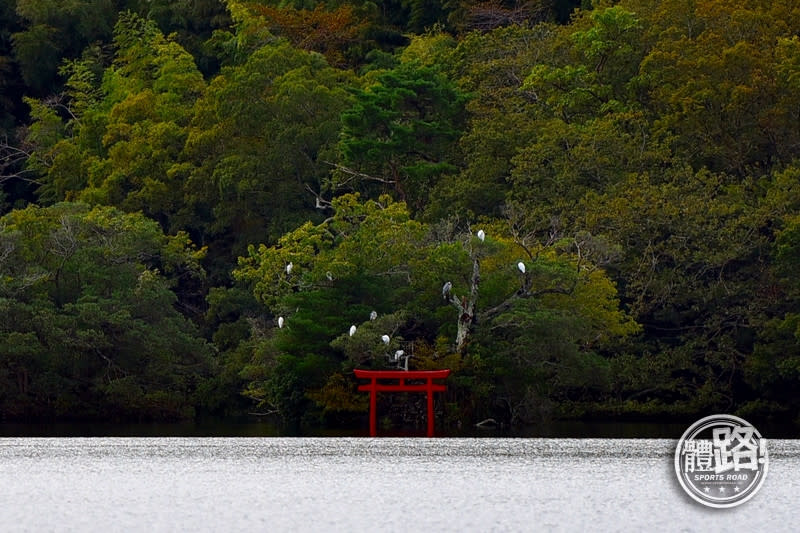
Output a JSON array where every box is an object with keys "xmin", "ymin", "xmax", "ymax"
[{"xmin": 1, "ymin": 0, "xmax": 799, "ymax": 430}]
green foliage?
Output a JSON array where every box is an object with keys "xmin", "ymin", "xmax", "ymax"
[
  {"xmin": 182, "ymin": 39, "xmax": 355, "ymax": 267},
  {"xmin": 0, "ymin": 202, "xmax": 214, "ymax": 419},
  {"xmin": 431, "ymin": 23, "xmax": 555, "ymax": 218},
  {"xmin": 743, "ymin": 201, "xmax": 800, "ymax": 413},
  {"xmin": 5, "ymin": 0, "xmax": 800, "ymax": 428},
  {"xmin": 12, "ymin": 0, "xmax": 117, "ymax": 93},
  {"xmin": 336, "ymin": 61, "xmax": 468, "ymax": 212},
  {"xmin": 636, "ymin": 0, "xmax": 800, "ymax": 175},
  {"xmin": 235, "ymin": 194, "xmax": 636, "ymax": 422},
  {"xmin": 24, "ymin": 13, "xmax": 205, "ymax": 218}
]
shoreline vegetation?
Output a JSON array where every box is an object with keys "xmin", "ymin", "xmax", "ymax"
[
  {"xmin": 2, "ymin": 1, "xmax": 800, "ymax": 431},
  {"xmin": 3, "ymin": 418, "xmax": 798, "ymax": 439}
]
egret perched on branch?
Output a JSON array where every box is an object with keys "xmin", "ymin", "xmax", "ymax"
[
  {"xmin": 278, "ymin": 316, "xmax": 285, "ymax": 329},
  {"xmin": 285, "ymin": 262, "xmax": 293, "ymax": 275},
  {"xmin": 394, "ymin": 349, "xmax": 410, "ymax": 370},
  {"xmin": 477, "ymin": 229, "xmax": 485, "ymax": 242},
  {"xmin": 370, "ymin": 310, "xmax": 378, "ymax": 321},
  {"xmin": 349, "ymin": 325, "xmax": 357, "ymax": 337},
  {"xmin": 517, "ymin": 261, "xmax": 526, "ymax": 274},
  {"xmin": 381, "ymin": 334, "xmax": 390, "ymax": 345},
  {"xmin": 442, "ymin": 281, "xmax": 452, "ymax": 300},
  {"xmin": 326, "ymin": 271, "xmax": 333, "ymax": 281}
]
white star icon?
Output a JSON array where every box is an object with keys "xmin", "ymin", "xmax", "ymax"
[
  {"xmin": 719, "ymin": 487, "xmax": 726, "ymax": 493},
  {"xmin": 734, "ymin": 487, "xmax": 740, "ymax": 492},
  {"xmin": 704, "ymin": 487, "xmax": 711, "ymax": 493}
]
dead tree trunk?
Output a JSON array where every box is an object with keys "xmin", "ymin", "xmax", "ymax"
[{"xmin": 449, "ymin": 254, "xmax": 480, "ymax": 354}]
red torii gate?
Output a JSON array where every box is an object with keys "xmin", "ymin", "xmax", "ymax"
[{"xmin": 354, "ymin": 369, "xmax": 451, "ymax": 437}]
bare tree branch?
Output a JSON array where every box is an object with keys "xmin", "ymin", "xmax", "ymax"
[
  {"xmin": 447, "ymin": 220, "xmax": 595, "ymax": 353},
  {"xmin": 447, "ymin": 252, "xmax": 481, "ymax": 353},
  {"xmin": 0, "ymin": 136, "xmax": 41, "ymax": 185},
  {"xmin": 464, "ymin": 0, "xmax": 550, "ymax": 32},
  {"xmin": 43, "ymin": 93, "xmax": 80, "ymax": 126},
  {"xmin": 304, "ymin": 184, "xmax": 333, "ymax": 210},
  {"xmin": 322, "ymin": 160, "xmax": 396, "ymax": 187}
]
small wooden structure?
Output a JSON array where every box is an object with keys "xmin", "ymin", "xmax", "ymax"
[{"xmin": 354, "ymin": 369, "xmax": 451, "ymax": 437}]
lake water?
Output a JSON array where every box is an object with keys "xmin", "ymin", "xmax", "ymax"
[{"xmin": 1, "ymin": 438, "xmax": 798, "ymax": 532}]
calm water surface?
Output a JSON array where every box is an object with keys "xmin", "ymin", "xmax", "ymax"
[{"xmin": 1, "ymin": 438, "xmax": 798, "ymax": 532}]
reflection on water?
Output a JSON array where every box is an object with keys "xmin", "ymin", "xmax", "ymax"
[{"xmin": 1, "ymin": 437, "xmax": 798, "ymax": 531}]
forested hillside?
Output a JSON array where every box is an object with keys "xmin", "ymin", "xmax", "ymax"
[{"xmin": 1, "ymin": 0, "xmax": 799, "ymax": 428}]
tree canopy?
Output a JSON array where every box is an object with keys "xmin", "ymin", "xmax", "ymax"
[
  {"xmin": 1, "ymin": 0, "xmax": 800, "ymax": 429},
  {"xmin": 0, "ymin": 202, "xmax": 214, "ymax": 419}
]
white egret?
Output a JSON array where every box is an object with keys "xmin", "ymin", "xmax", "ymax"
[
  {"xmin": 517, "ymin": 261, "xmax": 526, "ymax": 274},
  {"xmin": 381, "ymin": 334, "xmax": 390, "ymax": 345},
  {"xmin": 285, "ymin": 262, "xmax": 293, "ymax": 275},
  {"xmin": 370, "ymin": 310, "xmax": 378, "ymax": 321},
  {"xmin": 442, "ymin": 281, "xmax": 452, "ymax": 300},
  {"xmin": 394, "ymin": 349, "xmax": 404, "ymax": 361},
  {"xmin": 326, "ymin": 271, "xmax": 333, "ymax": 281},
  {"xmin": 477, "ymin": 229, "xmax": 485, "ymax": 242},
  {"xmin": 278, "ymin": 316, "xmax": 285, "ymax": 328},
  {"xmin": 349, "ymin": 325, "xmax": 357, "ymax": 337}
]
